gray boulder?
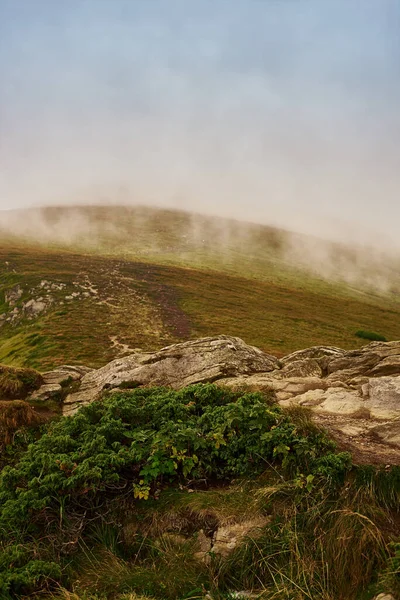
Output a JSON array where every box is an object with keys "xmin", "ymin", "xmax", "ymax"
[
  {"xmin": 29, "ymin": 384, "xmax": 62, "ymax": 402},
  {"xmin": 364, "ymin": 376, "xmax": 400, "ymax": 419},
  {"xmin": 42, "ymin": 365, "xmax": 92, "ymax": 386},
  {"xmin": 63, "ymin": 336, "xmax": 280, "ymax": 415},
  {"xmin": 327, "ymin": 341, "xmax": 400, "ymax": 379}
]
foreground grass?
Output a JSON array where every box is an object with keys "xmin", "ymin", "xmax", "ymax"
[{"xmin": 0, "ymin": 385, "xmax": 398, "ymax": 600}]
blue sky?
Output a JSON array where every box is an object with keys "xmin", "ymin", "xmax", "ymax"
[{"xmin": 1, "ymin": 0, "xmax": 399, "ymax": 241}]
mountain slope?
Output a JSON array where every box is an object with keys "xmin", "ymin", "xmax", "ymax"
[
  {"xmin": 1, "ymin": 240, "xmax": 400, "ymax": 370},
  {"xmin": 2, "ymin": 204, "xmax": 400, "ymax": 296}
]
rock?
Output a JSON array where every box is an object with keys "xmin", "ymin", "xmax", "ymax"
[
  {"xmin": 23, "ymin": 299, "xmax": 47, "ymax": 318},
  {"xmin": 364, "ymin": 377, "xmax": 400, "ymax": 419},
  {"xmin": 370, "ymin": 421, "xmax": 400, "ymax": 447},
  {"xmin": 4, "ymin": 285, "xmax": 23, "ymax": 306},
  {"xmin": 63, "ymin": 336, "xmax": 280, "ymax": 415},
  {"xmin": 281, "ymin": 346, "xmax": 345, "ymax": 365},
  {"xmin": 194, "ymin": 529, "xmax": 213, "ymax": 562},
  {"xmin": 280, "ymin": 389, "xmax": 368, "ymax": 418},
  {"xmin": 327, "ymin": 341, "xmax": 400, "ymax": 379},
  {"xmin": 58, "ymin": 336, "xmax": 400, "ymax": 462},
  {"xmin": 196, "ymin": 530, "xmax": 212, "ymax": 554},
  {"xmin": 221, "ymin": 374, "xmax": 329, "ymax": 397},
  {"xmin": 42, "ymin": 365, "xmax": 92, "ymax": 386},
  {"xmin": 279, "ymin": 389, "xmax": 326, "ymax": 408},
  {"xmin": 211, "ymin": 517, "xmax": 267, "ymax": 558},
  {"xmin": 29, "ymin": 384, "xmax": 62, "ymax": 402},
  {"xmin": 281, "ymin": 358, "xmax": 323, "ymax": 378},
  {"xmin": 373, "ymin": 594, "xmax": 396, "ymax": 600},
  {"xmin": 316, "ymin": 390, "xmax": 368, "ymax": 417}
]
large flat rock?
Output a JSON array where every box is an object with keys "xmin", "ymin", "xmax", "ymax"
[{"xmin": 63, "ymin": 336, "xmax": 280, "ymax": 415}]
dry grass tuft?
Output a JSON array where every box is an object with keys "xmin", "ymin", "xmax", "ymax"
[
  {"xmin": 0, "ymin": 399, "xmax": 42, "ymax": 445},
  {"xmin": 0, "ymin": 364, "xmax": 43, "ymax": 399}
]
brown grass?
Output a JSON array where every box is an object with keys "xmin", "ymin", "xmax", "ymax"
[
  {"xmin": 0, "ymin": 399, "xmax": 42, "ymax": 445},
  {"xmin": 0, "ymin": 364, "xmax": 43, "ymax": 399}
]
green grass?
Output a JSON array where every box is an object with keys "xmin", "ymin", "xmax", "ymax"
[{"xmin": 1, "ymin": 238, "xmax": 400, "ymax": 369}]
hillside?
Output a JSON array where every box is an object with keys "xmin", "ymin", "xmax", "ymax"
[
  {"xmin": 1, "ymin": 206, "xmax": 400, "ymax": 371},
  {"xmin": 1, "ymin": 207, "xmax": 399, "ymax": 599},
  {"xmin": 1, "ymin": 206, "xmax": 400, "ymax": 295}
]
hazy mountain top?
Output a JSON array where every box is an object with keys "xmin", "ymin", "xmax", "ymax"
[{"xmin": 2, "ymin": 204, "xmax": 400, "ymax": 297}]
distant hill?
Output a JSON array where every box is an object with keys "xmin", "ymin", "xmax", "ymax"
[{"xmin": 1, "ymin": 204, "xmax": 400, "ymax": 370}]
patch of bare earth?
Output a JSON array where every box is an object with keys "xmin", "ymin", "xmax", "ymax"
[{"xmin": 314, "ymin": 414, "xmax": 400, "ymax": 465}]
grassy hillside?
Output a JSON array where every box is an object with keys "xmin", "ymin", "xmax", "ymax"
[{"xmin": 1, "ymin": 239, "xmax": 400, "ymax": 370}]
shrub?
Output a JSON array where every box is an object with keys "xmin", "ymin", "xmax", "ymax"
[
  {"xmin": 355, "ymin": 330, "xmax": 387, "ymax": 342},
  {"xmin": 0, "ymin": 384, "xmax": 351, "ymax": 596}
]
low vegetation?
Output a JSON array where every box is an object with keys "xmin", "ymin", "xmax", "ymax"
[
  {"xmin": 0, "ymin": 365, "xmax": 43, "ymax": 399},
  {"xmin": 0, "ymin": 384, "xmax": 398, "ymax": 600},
  {"xmin": 355, "ymin": 330, "xmax": 388, "ymax": 342}
]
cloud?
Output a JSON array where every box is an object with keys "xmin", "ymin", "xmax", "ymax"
[{"xmin": 1, "ymin": 0, "xmax": 400, "ymax": 246}]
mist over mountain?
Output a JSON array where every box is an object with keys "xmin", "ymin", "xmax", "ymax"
[{"xmin": 1, "ymin": 0, "xmax": 400, "ymax": 245}]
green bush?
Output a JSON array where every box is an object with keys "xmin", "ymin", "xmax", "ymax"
[
  {"xmin": 355, "ymin": 330, "xmax": 387, "ymax": 342},
  {"xmin": 0, "ymin": 384, "xmax": 351, "ymax": 596}
]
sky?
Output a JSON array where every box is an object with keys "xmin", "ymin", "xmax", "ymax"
[{"xmin": 1, "ymin": 0, "xmax": 400, "ymax": 243}]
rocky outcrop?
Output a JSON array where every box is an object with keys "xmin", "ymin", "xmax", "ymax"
[
  {"xmin": 327, "ymin": 341, "xmax": 400, "ymax": 378},
  {"xmin": 63, "ymin": 336, "xmax": 280, "ymax": 415},
  {"xmin": 42, "ymin": 365, "xmax": 92, "ymax": 385},
  {"xmin": 280, "ymin": 388, "xmax": 368, "ymax": 417},
  {"xmin": 28, "ymin": 365, "xmax": 91, "ymax": 405},
  {"xmin": 25, "ymin": 336, "xmax": 400, "ymax": 463},
  {"xmin": 0, "ymin": 278, "xmax": 98, "ymax": 328},
  {"xmin": 363, "ymin": 376, "xmax": 400, "ymax": 419}
]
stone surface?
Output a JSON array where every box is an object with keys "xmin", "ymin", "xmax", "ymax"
[
  {"xmin": 281, "ymin": 346, "xmax": 345, "ymax": 365},
  {"xmin": 327, "ymin": 341, "xmax": 400, "ymax": 379},
  {"xmin": 64, "ymin": 336, "xmax": 280, "ymax": 415},
  {"xmin": 211, "ymin": 517, "xmax": 267, "ymax": 558},
  {"xmin": 317, "ymin": 389, "xmax": 368, "ymax": 417},
  {"xmin": 221, "ymin": 375, "xmax": 330, "ymax": 396},
  {"xmin": 364, "ymin": 376, "xmax": 400, "ymax": 419},
  {"xmin": 23, "ymin": 299, "xmax": 47, "ymax": 318},
  {"xmin": 4, "ymin": 285, "xmax": 23, "ymax": 305},
  {"xmin": 42, "ymin": 365, "xmax": 92, "ymax": 386},
  {"xmin": 279, "ymin": 388, "xmax": 367, "ymax": 417},
  {"xmin": 194, "ymin": 529, "xmax": 213, "ymax": 562},
  {"xmin": 280, "ymin": 358, "xmax": 323, "ymax": 378},
  {"xmin": 29, "ymin": 383, "xmax": 62, "ymax": 402},
  {"xmin": 370, "ymin": 421, "xmax": 400, "ymax": 446}
]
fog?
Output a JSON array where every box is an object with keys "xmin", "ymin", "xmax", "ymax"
[{"xmin": 1, "ymin": 1, "xmax": 400, "ymax": 271}]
